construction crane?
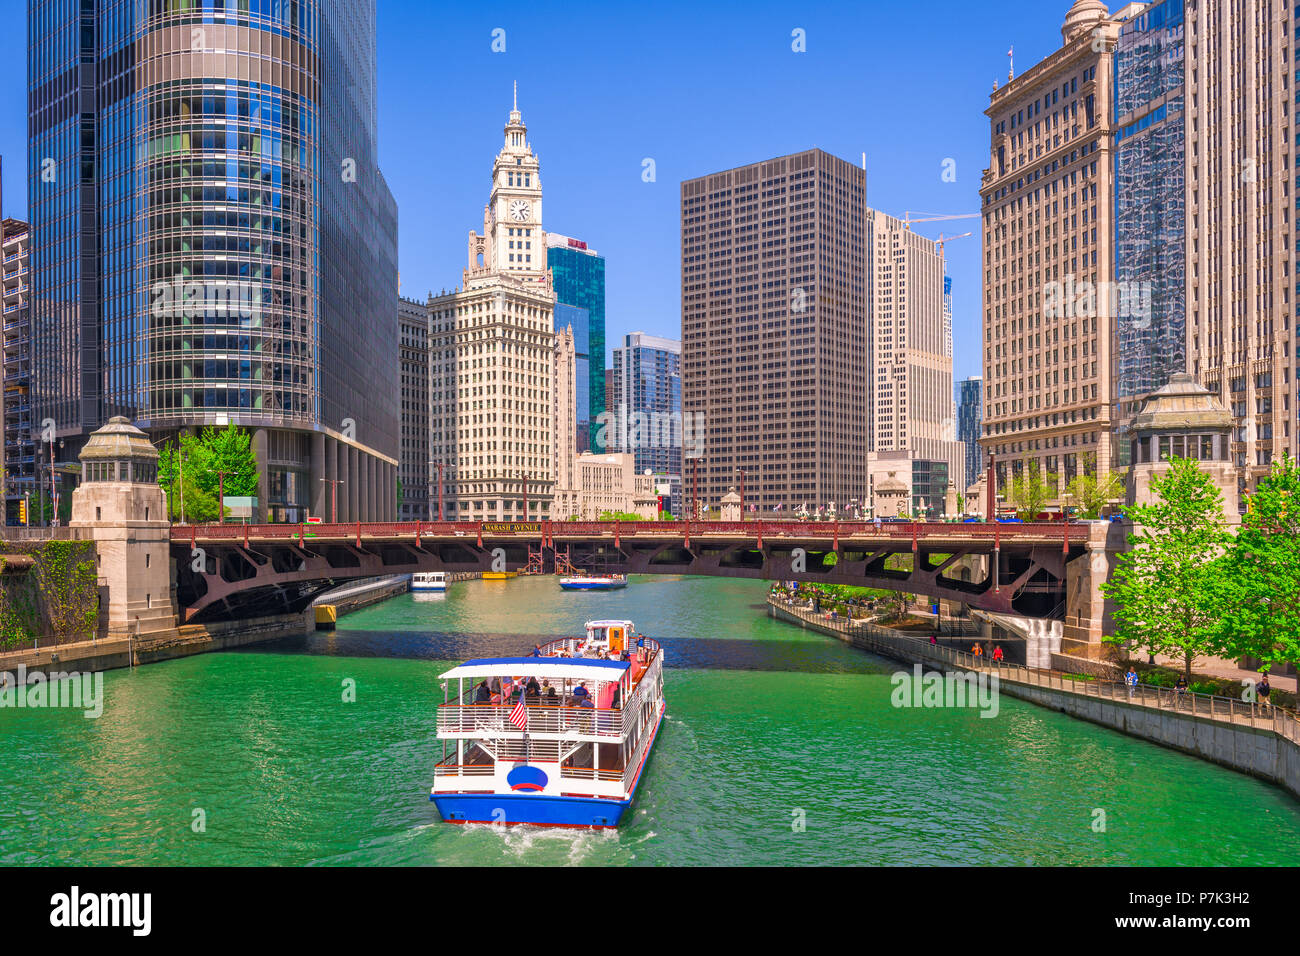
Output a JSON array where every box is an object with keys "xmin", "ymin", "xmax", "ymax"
[
  {"xmin": 903, "ymin": 211, "xmax": 981, "ymax": 231},
  {"xmin": 934, "ymin": 231, "xmax": 973, "ymax": 257}
]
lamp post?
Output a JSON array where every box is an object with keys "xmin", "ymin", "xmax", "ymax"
[
  {"xmin": 736, "ymin": 468, "xmax": 746, "ymax": 522},
  {"xmin": 319, "ymin": 477, "xmax": 343, "ymax": 523}
]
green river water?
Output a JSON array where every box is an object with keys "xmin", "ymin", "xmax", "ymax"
[{"xmin": 2, "ymin": 574, "xmax": 1299, "ymax": 866}]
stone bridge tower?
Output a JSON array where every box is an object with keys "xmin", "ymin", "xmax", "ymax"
[{"xmin": 70, "ymin": 417, "xmax": 178, "ymax": 639}]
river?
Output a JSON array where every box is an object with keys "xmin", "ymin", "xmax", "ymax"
[{"xmin": 2, "ymin": 574, "xmax": 1298, "ymax": 865}]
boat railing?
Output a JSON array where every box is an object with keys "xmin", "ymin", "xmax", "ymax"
[
  {"xmin": 433, "ymin": 762, "xmax": 495, "ymax": 778},
  {"xmin": 437, "ymin": 702, "xmax": 625, "ymax": 738},
  {"xmin": 557, "ymin": 766, "xmax": 623, "ymax": 783}
]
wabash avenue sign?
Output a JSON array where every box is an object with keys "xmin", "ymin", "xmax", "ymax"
[{"xmin": 480, "ymin": 522, "xmax": 542, "ymax": 534}]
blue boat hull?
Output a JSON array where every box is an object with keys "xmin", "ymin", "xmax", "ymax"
[
  {"xmin": 558, "ymin": 581, "xmax": 626, "ymax": 591},
  {"xmin": 431, "ymin": 793, "xmax": 630, "ymax": 828}
]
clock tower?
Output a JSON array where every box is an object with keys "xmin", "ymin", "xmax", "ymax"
[{"xmin": 467, "ymin": 83, "xmax": 547, "ymax": 287}]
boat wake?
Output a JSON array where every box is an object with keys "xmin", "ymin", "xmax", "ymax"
[{"xmin": 463, "ymin": 821, "xmax": 619, "ymax": 863}]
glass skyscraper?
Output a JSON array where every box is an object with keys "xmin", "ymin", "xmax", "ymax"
[
  {"xmin": 957, "ymin": 376, "xmax": 983, "ymax": 491},
  {"xmin": 610, "ymin": 332, "xmax": 681, "ymax": 478},
  {"xmin": 1113, "ymin": 0, "xmax": 1185, "ymax": 460},
  {"xmin": 546, "ymin": 233, "xmax": 604, "ymax": 452},
  {"xmin": 27, "ymin": 0, "xmax": 398, "ymax": 521}
]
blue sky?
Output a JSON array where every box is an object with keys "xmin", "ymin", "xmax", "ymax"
[{"xmin": 0, "ymin": 0, "xmax": 1079, "ymax": 382}]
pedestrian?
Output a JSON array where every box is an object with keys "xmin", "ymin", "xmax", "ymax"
[
  {"xmin": 970, "ymin": 642, "xmax": 983, "ymax": 661},
  {"xmin": 1258, "ymin": 672, "xmax": 1272, "ymax": 711},
  {"xmin": 993, "ymin": 645, "xmax": 1004, "ymax": 665},
  {"xmin": 1174, "ymin": 675, "xmax": 1188, "ymax": 706},
  {"xmin": 1125, "ymin": 667, "xmax": 1138, "ymax": 700},
  {"xmin": 930, "ymin": 635, "xmax": 938, "ymax": 646}
]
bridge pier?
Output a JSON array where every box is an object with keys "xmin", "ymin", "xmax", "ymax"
[{"xmin": 1062, "ymin": 521, "xmax": 1127, "ymax": 658}]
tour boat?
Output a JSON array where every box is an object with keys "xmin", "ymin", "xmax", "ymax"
[
  {"xmin": 558, "ymin": 574, "xmax": 628, "ymax": 591},
  {"xmin": 411, "ymin": 571, "xmax": 448, "ymax": 592},
  {"xmin": 430, "ymin": 619, "xmax": 665, "ymax": 828}
]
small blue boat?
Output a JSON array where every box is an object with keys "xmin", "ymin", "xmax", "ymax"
[{"xmin": 559, "ymin": 574, "xmax": 628, "ymax": 591}]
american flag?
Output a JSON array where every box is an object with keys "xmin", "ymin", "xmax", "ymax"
[{"xmin": 508, "ymin": 685, "xmax": 528, "ymax": 731}]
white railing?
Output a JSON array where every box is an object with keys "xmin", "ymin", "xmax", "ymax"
[{"xmin": 438, "ymin": 703, "xmax": 624, "ymax": 738}]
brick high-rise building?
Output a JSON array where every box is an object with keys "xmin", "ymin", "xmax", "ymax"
[
  {"xmin": 398, "ymin": 296, "xmax": 430, "ymax": 520},
  {"xmin": 681, "ymin": 149, "xmax": 868, "ymax": 516},
  {"xmin": 980, "ymin": 0, "xmax": 1125, "ymax": 501}
]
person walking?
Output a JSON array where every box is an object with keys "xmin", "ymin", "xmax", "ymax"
[
  {"xmin": 1258, "ymin": 672, "xmax": 1273, "ymax": 712},
  {"xmin": 1174, "ymin": 675, "xmax": 1188, "ymax": 707},
  {"xmin": 992, "ymin": 645, "xmax": 1004, "ymax": 666},
  {"xmin": 970, "ymin": 642, "xmax": 983, "ymax": 663},
  {"xmin": 1125, "ymin": 667, "xmax": 1139, "ymax": 700}
]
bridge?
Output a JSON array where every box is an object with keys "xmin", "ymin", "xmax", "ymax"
[{"xmin": 171, "ymin": 519, "xmax": 1097, "ymax": 624}]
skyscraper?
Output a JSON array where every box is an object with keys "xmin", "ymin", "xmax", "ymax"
[
  {"xmin": 1184, "ymin": 0, "xmax": 1297, "ymax": 501},
  {"xmin": 682, "ymin": 149, "xmax": 868, "ymax": 515},
  {"xmin": 546, "ymin": 233, "xmax": 605, "ymax": 453},
  {"xmin": 27, "ymin": 0, "xmax": 399, "ymax": 521},
  {"xmin": 868, "ymin": 210, "xmax": 966, "ymax": 493},
  {"xmin": 958, "ymin": 376, "xmax": 984, "ymax": 493},
  {"xmin": 980, "ymin": 0, "xmax": 1122, "ymax": 499},
  {"xmin": 609, "ymin": 332, "xmax": 682, "ymax": 477},
  {"xmin": 1112, "ymin": 0, "xmax": 1185, "ymax": 449},
  {"xmin": 427, "ymin": 91, "xmax": 558, "ymax": 521},
  {"xmin": 1, "ymin": 213, "xmax": 35, "ymax": 524},
  {"xmin": 398, "ymin": 296, "xmax": 430, "ymax": 520}
]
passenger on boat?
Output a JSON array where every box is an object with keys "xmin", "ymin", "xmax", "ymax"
[
  {"xmin": 545, "ymin": 684, "xmax": 559, "ymax": 703},
  {"xmin": 474, "ymin": 680, "xmax": 491, "ymax": 704},
  {"xmin": 572, "ymin": 682, "xmax": 591, "ymax": 703},
  {"xmin": 531, "ymin": 644, "xmax": 542, "ymax": 658},
  {"xmin": 525, "ymin": 677, "xmax": 541, "ymax": 700},
  {"xmin": 611, "ymin": 684, "xmax": 622, "ymax": 710}
]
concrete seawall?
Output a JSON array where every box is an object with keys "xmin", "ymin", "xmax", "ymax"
[{"xmin": 769, "ymin": 599, "xmax": 1300, "ymax": 802}]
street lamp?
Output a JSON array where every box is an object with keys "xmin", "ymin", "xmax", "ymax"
[{"xmin": 319, "ymin": 478, "xmax": 344, "ymax": 523}]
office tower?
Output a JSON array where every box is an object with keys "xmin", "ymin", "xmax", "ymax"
[
  {"xmin": 2, "ymin": 214, "xmax": 35, "ymax": 524},
  {"xmin": 1184, "ymin": 0, "xmax": 1297, "ymax": 501},
  {"xmin": 980, "ymin": 0, "xmax": 1123, "ymax": 500},
  {"xmin": 427, "ymin": 91, "xmax": 557, "ymax": 521},
  {"xmin": 1112, "ymin": 0, "xmax": 1185, "ymax": 456},
  {"xmin": 682, "ymin": 149, "xmax": 868, "ymax": 516},
  {"xmin": 547, "ymin": 234, "xmax": 605, "ymax": 452},
  {"xmin": 605, "ymin": 368, "xmax": 615, "ymax": 424},
  {"xmin": 553, "ymin": 324, "xmax": 578, "ymax": 519},
  {"xmin": 27, "ymin": 0, "xmax": 399, "ymax": 521},
  {"xmin": 398, "ymin": 296, "xmax": 430, "ymax": 520},
  {"xmin": 609, "ymin": 332, "xmax": 682, "ymax": 477},
  {"xmin": 868, "ymin": 210, "xmax": 966, "ymax": 493},
  {"xmin": 958, "ymin": 376, "xmax": 985, "ymax": 494}
]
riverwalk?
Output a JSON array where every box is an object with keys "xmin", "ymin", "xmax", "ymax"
[{"xmin": 768, "ymin": 594, "xmax": 1300, "ymax": 801}]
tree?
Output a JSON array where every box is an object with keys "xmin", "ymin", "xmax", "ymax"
[
  {"xmin": 158, "ymin": 425, "xmax": 258, "ymax": 521},
  {"xmin": 597, "ymin": 510, "xmax": 643, "ymax": 521},
  {"xmin": 1216, "ymin": 454, "xmax": 1300, "ymax": 672},
  {"xmin": 1100, "ymin": 456, "xmax": 1231, "ymax": 679},
  {"xmin": 1005, "ymin": 460, "xmax": 1056, "ymax": 519}
]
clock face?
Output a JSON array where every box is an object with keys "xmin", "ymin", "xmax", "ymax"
[{"xmin": 509, "ymin": 199, "xmax": 530, "ymax": 222}]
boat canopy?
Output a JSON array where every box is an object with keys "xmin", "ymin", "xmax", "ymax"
[{"xmin": 438, "ymin": 657, "xmax": 631, "ymax": 682}]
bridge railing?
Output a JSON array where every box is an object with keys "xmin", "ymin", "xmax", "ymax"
[{"xmin": 172, "ymin": 518, "xmax": 1080, "ymax": 542}]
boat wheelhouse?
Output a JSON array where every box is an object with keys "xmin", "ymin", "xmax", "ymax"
[
  {"xmin": 430, "ymin": 620, "xmax": 665, "ymax": 828},
  {"xmin": 412, "ymin": 571, "xmax": 448, "ymax": 592},
  {"xmin": 558, "ymin": 574, "xmax": 628, "ymax": 591}
]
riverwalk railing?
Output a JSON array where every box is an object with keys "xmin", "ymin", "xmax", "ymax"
[{"xmin": 768, "ymin": 594, "xmax": 1300, "ymax": 737}]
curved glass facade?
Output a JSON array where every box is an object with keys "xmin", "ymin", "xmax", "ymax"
[{"xmin": 29, "ymin": 0, "xmax": 398, "ymax": 521}]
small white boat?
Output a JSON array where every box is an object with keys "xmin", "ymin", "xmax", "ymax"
[
  {"xmin": 412, "ymin": 571, "xmax": 448, "ymax": 592},
  {"xmin": 430, "ymin": 619, "xmax": 665, "ymax": 828},
  {"xmin": 559, "ymin": 574, "xmax": 627, "ymax": 591}
]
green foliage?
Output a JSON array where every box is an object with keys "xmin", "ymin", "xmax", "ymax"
[
  {"xmin": 1216, "ymin": 453, "xmax": 1300, "ymax": 671},
  {"xmin": 0, "ymin": 558, "xmax": 39, "ymax": 649},
  {"xmin": 1005, "ymin": 459, "xmax": 1056, "ymax": 519},
  {"xmin": 157, "ymin": 425, "xmax": 258, "ymax": 521},
  {"xmin": 1066, "ymin": 470, "xmax": 1127, "ymax": 518},
  {"xmin": 1101, "ymin": 457, "xmax": 1231, "ymax": 679},
  {"xmin": 597, "ymin": 511, "xmax": 644, "ymax": 521},
  {"xmin": 31, "ymin": 540, "xmax": 99, "ymax": 644}
]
